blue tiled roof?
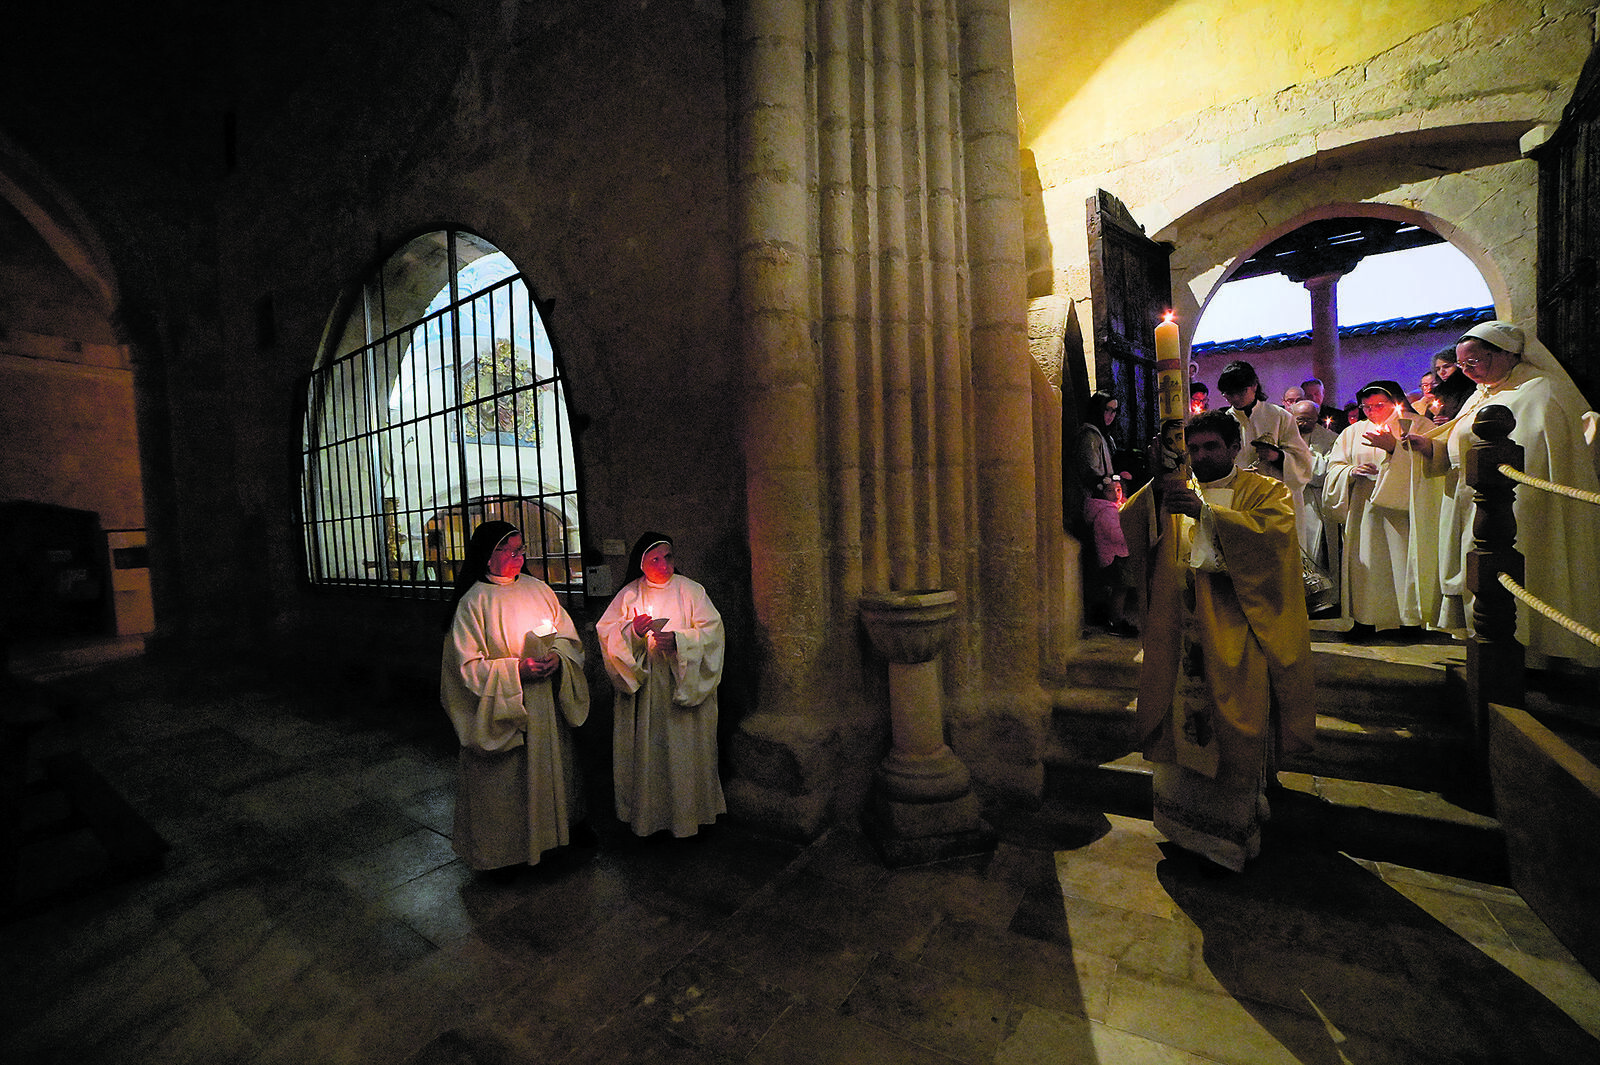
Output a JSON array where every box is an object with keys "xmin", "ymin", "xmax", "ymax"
[{"xmin": 1192, "ymin": 306, "xmax": 1495, "ymax": 357}]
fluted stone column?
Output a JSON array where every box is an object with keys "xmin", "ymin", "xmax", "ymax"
[{"xmin": 726, "ymin": 0, "xmax": 1043, "ymax": 841}]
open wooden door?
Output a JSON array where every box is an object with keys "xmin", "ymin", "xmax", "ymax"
[
  {"xmin": 1536, "ymin": 40, "xmax": 1600, "ymax": 404},
  {"xmin": 1086, "ymin": 190, "xmax": 1173, "ymax": 489}
]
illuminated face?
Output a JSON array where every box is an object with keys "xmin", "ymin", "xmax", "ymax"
[
  {"xmin": 1457, "ymin": 339, "xmax": 1515, "ymax": 386},
  {"xmin": 1303, "ymin": 382, "xmax": 1324, "ymax": 405},
  {"xmin": 1360, "ymin": 394, "xmax": 1397, "ymax": 423},
  {"xmin": 1434, "ymin": 357, "xmax": 1457, "ymax": 379},
  {"xmin": 1189, "ymin": 391, "xmax": 1208, "ymax": 414},
  {"xmin": 1282, "ymin": 387, "xmax": 1304, "ymax": 407},
  {"xmin": 641, "ymin": 542, "xmax": 675, "ymax": 584},
  {"xmin": 488, "ymin": 534, "xmax": 525, "ymax": 579},
  {"xmin": 1419, "ymin": 372, "xmax": 1436, "ymax": 396},
  {"xmin": 1186, "ymin": 429, "xmax": 1240, "ymax": 482}
]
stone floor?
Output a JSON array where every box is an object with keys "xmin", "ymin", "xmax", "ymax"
[{"xmin": 4, "ymin": 654, "xmax": 1599, "ymax": 1065}]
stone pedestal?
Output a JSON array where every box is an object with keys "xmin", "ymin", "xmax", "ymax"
[{"xmin": 859, "ymin": 590, "xmax": 995, "ymax": 866}]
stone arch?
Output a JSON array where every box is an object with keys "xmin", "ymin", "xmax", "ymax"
[{"xmin": 1155, "ymin": 127, "xmax": 1529, "ymax": 340}]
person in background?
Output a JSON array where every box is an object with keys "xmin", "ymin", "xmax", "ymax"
[
  {"xmin": 1414, "ymin": 371, "xmax": 1439, "ymax": 418},
  {"xmin": 1134, "ymin": 410, "xmax": 1315, "ymax": 873},
  {"xmin": 1190, "ymin": 382, "xmax": 1210, "ymax": 414},
  {"xmin": 441, "ymin": 520, "xmax": 590, "ymax": 871},
  {"xmin": 1217, "ymin": 360, "xmax": 1315, "ymax": 537},
  {"xmin": 1405, "ymin": 321, "xmax": 1600, "ymax": 669},
  {"xmin": 599, "ymin": 532, "xmax": 728, "ymax": 837},
  {"xmin": 1078, "ymin": 389, "xmax": 1121, "ymax": 489},
  {"xmin": 1291, "ymin": 399, "xmax": 1340, "ymax": 585},
  {"xmin": 1343, "ymin": 401, "xmax": 1361, "ymax": 426},
  {"xmin": 1302, "ymin": 378, "xmax": 1343, "ymax": 427},
  {"xmin": 1282, "ymin": 385, "xmax": 1305, "ymax": 408},
  {"xmin": 1075, "ymin": 390, "xmax": 1132, "ymax": 628},
  {"xmin": 1324, "ymin": 382, "xmax": 1429, "ymax": 641},
  {"xmin": 1085, "ymin": 475, "xmax": 1137, "ymax": 637},
  {"xmin": 1407, "ymin": 370, "xmax": 1475, "ymax": 636},
  {"xmin": 1432, "ymin": 346, "xmax": 1459, "ymax": 381},
  {"xmin": 1429, "ymin": 368, "xmax": 1476, "ymax": 427}
]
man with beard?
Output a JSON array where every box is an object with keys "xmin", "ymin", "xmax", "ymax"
[{"xmin": 1135, "ymin": 410, "xmax": 1316, "ymax": 873}]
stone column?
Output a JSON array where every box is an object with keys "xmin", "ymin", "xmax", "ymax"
[
  {"xmin": 860, "ymin": 590, "xmax": 993, "ymax": 865},
  {"xmin": 726, "ymin": 0, "xmax": 1048, "ymax": 840},
  {"xmin": 961, "ymin": 0, "xmax": 1039, "ymax": 690},
  {"xmin": 1303, "ymin": 271, "xmax": 1343, "ymax": 402}
]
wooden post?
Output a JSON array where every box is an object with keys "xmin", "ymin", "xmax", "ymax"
[{"xmin": 1464, "ymin": 404, "xmax": 1525, "ymax": 755}]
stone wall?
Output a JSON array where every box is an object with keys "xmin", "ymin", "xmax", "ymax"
[{"xmin": 201, "ymin": 1, "xmax": 745, "ymax": 672}]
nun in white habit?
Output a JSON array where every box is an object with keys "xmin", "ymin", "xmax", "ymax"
[{"xmin": 598, "ymin": 532, "xmax": 727, "ymax": 837}]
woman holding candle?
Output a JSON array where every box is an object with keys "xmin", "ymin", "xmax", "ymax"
[
  {"xmin": 1323, "ymin": 381, "xmax": 1429, "ymax": 640},
  {"xmin": 1404, "ymin": 320, "xmax": 1600, "ymax": 667},
  {"xmin": 441, "ymin": 520, "xmax": 590, "ymax": 870},
  {"xmin": 599, "ymin": 532, "xmax": 727, "ymax": 838}
]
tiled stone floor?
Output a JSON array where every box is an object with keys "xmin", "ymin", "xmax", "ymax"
[{"xmin": 4, "ymin": 656, "xmax": 1599, "ymax": 1064}]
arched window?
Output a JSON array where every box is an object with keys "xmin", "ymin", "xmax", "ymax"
[{"xmin": 300, "ymin": 230, "xmax": 583, "ymax": 598}]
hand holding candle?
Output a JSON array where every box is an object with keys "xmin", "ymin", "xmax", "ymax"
[{"xmin": 520, "ymin": 621, "xmax": 560, "ymax": 680}]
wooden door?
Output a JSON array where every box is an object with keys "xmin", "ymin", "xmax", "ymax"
[
  {"xmin": 1086, "ymin": 190, "xmax": 1173, "ymax": 489},
  {"xmin": 1536, "ymin": 41, "xmax": 1600, "ymax": 404}
]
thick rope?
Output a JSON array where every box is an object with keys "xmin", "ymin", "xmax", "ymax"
[
  {"xmin": 1496, "ymin": 463, "xmax": 1600, "ymax": 506},
  {"xmin": 1497, "ymin": 571, "xmax": 1600, "ymax": 650}
]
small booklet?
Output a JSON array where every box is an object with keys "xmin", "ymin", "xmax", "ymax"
[{"xmin": 524, "ymin": 621, "xmax": 559, "ymax": 661}]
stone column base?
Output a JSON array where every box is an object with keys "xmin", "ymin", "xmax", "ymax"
[{"xmin": 862, "ymin": 790, "xmax": 996, "ymax": 867}]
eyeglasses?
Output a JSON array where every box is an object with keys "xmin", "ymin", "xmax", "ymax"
[
  {"xmin": 492, "ymin": 544, "xmax": 526, "ymax": 557},
  {"xmin": 1360, "ymin": 400, "xmax": 1393, "ymax": 411}
]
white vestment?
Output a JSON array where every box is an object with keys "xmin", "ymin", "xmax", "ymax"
[
  {"xmin": 441, "ymin": 576, "xmax": 589, "ymax": 869},
  {"xmin": 599, "ymin": 573, "xmax": 727, "ymax": 836},
  {"xmin": 1230, "ymin": 400, "xmax": 1315, "ymax": 541},
  {"xmin": 1299, "ymin": 422, "xmax": 1339, "ymax": 571},
  {"xmin": 1421, "ymin": 358, "xmax": 1600, "ymax": 666},
  {"xmin": 1324, "ymin": 410, "xmax": 1430, "ymax": 630}
]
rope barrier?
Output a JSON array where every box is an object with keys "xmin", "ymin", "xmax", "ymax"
[
  {"xmin": 1497, "ymin": 571, "xmax": 1600, "ymax": 650},
  {"xmin": 1497, "ymin": 464, "xmax": 1600, "ymax": 506}
]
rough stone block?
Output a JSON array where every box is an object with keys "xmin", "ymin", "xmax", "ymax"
[
  {"xmin": 725, "ymin": 778, "xmax": 832, "ymax": 842},
  {"xmin": 1489, "ymin": 705, "xmax": 1600, "ymax": 979},
  {"xmin": 728, "ymin": 711, "xmax": 843, "ymax": 794}
]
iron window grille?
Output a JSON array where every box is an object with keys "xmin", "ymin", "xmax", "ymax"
[{"xmin": 300, "ymin": 230, "xmax": 584, "ymax": 601}]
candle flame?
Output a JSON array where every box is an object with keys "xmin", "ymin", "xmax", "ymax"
[{"xmin": 1162, "ymin": 310, "xmax": 1175, "ymax": 324}]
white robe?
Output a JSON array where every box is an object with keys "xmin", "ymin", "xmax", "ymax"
[
  {"xmin": 599, "ymin": 573, "xmax": 727, "ymax": 836},
  {"xmin": 1299, "ymin": 422, "xmax": 1339, "ymax": 572},
  {"xmin": 1421, "ymin": 360, "xmax": 1600, "ymax": 666},
  {"xmin": 1230, "ymin": 400, "xmax": 1315, "ymax": 541},
  {"xmin": 441, "ymin": 575, "xmax": 589, "ymax": 869},
  {"xmin": 1324, "ymin": 410, "xmax": 1429, "ymax": 630}
]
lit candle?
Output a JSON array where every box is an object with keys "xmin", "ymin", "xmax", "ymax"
[
  {"xmin": 1154, "ymin": 312, "xmax": 1185, "ymax": 424},
  {"xmin": 1153, "ymin": 312, "xmax": 1188, "ymax": 477}
]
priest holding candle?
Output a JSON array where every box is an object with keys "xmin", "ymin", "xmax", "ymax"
[
  {"xmin": 441, "ymin": 520, "xmax": 590, "ymax": 871},
  {"xmin": 1129, "ymin": 313, "xmax": 1316, "ymax": 873}
]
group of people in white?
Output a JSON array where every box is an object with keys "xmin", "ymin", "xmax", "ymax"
[
  {"xmin": 439, "ymin": 524, "xmax": 727, "ymax": 872},
  {"xmin": 1211, "ymin": 320, "xmax": 1600, "ymax": 669}
]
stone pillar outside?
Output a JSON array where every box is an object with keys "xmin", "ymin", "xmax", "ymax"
[{"xmin": 1303, "ymin": 271, "xmax": 1343, "ymax": 402}]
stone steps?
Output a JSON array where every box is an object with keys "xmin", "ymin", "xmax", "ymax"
[
  {"xmin": 1042, "ymin": 629, "xmax": 1502, "ymax": 878},
  {"xmin": 1042, "ymin": 753, "xmax": 1505, "ymax": 882}
]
